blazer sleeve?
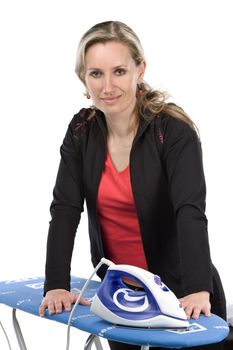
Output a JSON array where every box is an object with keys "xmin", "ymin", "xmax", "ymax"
[
  {"xmin": 44, "ymin": 113, "xmax": 85, "ymax": 295},
  {"xmin": 162, "ymin": 115, "xmax": 213, "ymax": 296}
]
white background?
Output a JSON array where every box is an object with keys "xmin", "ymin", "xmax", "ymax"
[{"xmin": 0, "ymin": 0, "xmax": 232, "ymax": 349}]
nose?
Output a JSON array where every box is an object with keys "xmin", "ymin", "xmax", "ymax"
[{"xmin": 102, "ymin": 74, "xmax": 114, "ymax": 94}]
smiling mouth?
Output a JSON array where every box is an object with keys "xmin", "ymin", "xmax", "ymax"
[{"xmin": 101, "ymin": 96, "xmax": 121, "ymax": 104}]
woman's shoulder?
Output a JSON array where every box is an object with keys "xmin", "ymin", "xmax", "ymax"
[
  {"xmin": 159, "ymin": 103, "xmax": 198, "ymax": 142},
  {"xmin": 72, "ymin": 107, "xmax": 96, "ymax": 127},
  {"xmin": 69, "ymin": 108, "xmax": 97, "ymax": 139}
]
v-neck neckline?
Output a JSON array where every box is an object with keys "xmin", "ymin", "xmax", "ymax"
[{"xmin": 106, "ymin": 152, "xmax": 129, "ymax": 175}]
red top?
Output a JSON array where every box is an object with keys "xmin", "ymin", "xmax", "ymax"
[{"xmin": 97, "ymin": 152, "xmax": 148, "ymax": 270}]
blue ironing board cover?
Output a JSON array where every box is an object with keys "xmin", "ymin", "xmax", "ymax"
[{"xmin": 0, "ymin": 276, "xmax": 229, "ymax": 348}]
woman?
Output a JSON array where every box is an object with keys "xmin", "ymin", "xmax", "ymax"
[{"xmin": 39, "ymin": 21, "xmax": 226, "ymax": 349}]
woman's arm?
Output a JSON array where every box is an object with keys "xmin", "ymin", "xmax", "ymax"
[
  {"xmin": 44, "ymin": 113, "xmax": 85, "ymax": 295},
  {"xmin": 162, "ymin": 114, "xmax": 212, "ymax": 318}
]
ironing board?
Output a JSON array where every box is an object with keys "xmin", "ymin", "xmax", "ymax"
[{"xmin": 0, "ymin": 276, "xmax": 229, "ymax": 349}]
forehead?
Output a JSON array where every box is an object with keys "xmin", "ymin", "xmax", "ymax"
[{"xmin": 85, "ymin": 41, "xmax": 134, "ymax": 68}]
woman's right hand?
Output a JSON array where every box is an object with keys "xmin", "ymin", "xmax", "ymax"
[{"xmin": 39, "ymin": 289, "xmax": 90, "ymax": 317}]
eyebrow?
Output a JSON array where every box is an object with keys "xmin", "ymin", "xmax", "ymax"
[{"xmin": 86, "ymin": 64, "xmax": 128, "ymax": 71}]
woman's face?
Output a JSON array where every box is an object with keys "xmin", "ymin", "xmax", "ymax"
[{"xmin": 84, "ymin": 41, "xmax": 145, "ymax": 117}]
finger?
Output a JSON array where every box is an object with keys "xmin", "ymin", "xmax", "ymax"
[
  {"xmin": 183, "ymin": 305, "xmax": 193, "ymax": 320},
  {"xmin": 39, "ymin": 302, "xmax": 47, "ymax": 317},
  {"xmin": 202, "ymin": 304, "xmax": 211, "ymax": 317},
  {"xmin": 54, "ymin": 300, "xmax": 63, "ymax": 314},
  {"xmin": 48, "ymin": 300, "xmax": 56, "ymax": 315},
  {"xmin": 63, "ymin": 299, "xmax": 72, "ymax": 312},
  {"xmin": 191, "ymin": 307, "xmax": 201, "ymax": 320},
  {"xmin": 180, "ymin": 301, "xmax": 188, "ymax": 309},
  {"xmin": 72, "ymin": 293, "xmax": 90, "ymax": 306},
  {"xmin": 79, "ymin": 297, "xmax": 91, "ymax": 305},
  {"xmin": 180, "ymin": 299, "xmax": 189, "ymax": 311}
]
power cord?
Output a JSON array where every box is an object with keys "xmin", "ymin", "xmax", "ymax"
[
  {"xmin": 65, "ymin": 258, "xmax": 114, "ymax": 350},
  {"xmin": 0, "ymin": 320, "xmax": 12, "ymax": 350}
]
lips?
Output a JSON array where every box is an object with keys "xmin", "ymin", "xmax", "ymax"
[{"xmin": 101, "ymin": 95, "xmax": 121, "ymax": 104}]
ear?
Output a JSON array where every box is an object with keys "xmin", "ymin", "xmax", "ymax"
[{"xmin": 137, "ymin": 60, "xmax": 146, "ymax": 83}]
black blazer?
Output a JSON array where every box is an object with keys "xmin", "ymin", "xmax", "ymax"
[{"xmin": 44, "ymin": 108, "xmax": 216, "ymax": 301}]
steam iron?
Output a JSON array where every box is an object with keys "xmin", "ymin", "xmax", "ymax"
[{"xmin": 90, "ymin": 261, "xmax": 189, "ymax": 329}]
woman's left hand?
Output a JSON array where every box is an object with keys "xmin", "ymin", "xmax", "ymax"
[{"xmin": 179, "ymin": 291, "xmax": 211, "ymax": 320}]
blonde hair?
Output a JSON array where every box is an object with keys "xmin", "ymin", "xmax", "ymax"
[{"xmin": 75, "ymin": 21, "xmax": 197, "ymax": 133}]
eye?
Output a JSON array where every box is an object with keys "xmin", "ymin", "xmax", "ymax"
[
  {"xmin": 89, "ymin": 70, "xmax": 102, "ymax": 78},
  {"xmin": 115, "ymin": 68, "xmax": 126, "ymax": 76}
]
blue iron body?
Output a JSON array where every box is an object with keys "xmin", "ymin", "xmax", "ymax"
[{"xmin": 90, "ymin": 262, "xmax": 189, "ymax": 328}]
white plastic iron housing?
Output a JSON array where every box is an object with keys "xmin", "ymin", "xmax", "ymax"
[{"xmin": 90, "ymin": 262, "xmax": 189, "ymax": 329}]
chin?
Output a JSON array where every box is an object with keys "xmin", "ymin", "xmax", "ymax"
[{"xmin": 98, "ymin": 104, "xmax": 122, "ymax": 115}]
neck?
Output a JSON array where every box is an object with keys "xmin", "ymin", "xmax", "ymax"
[{"xmin": 105, "ymin": 110, "xmax": 138, "ymax": 139}]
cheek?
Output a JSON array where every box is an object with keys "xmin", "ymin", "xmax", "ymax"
[
  {"xmin": 119, "ymin": 75, "xmax": 137, "ymax": 94},
  {"xmin": 129, "ymin": 77, "xmax": 138, "ymax": 94},
  {"xmin": 85, "ymin": 76, "xmax": 98, "ymax": 93},
  {"xmin": 87, "ymin": 81, "xmax": 102, "ymax": 95}
]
